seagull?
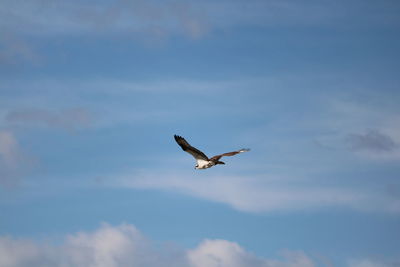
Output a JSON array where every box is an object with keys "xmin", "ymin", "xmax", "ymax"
[{"xmin": 174, "ymin": 135, "xmax": 250, "ymax": 169}]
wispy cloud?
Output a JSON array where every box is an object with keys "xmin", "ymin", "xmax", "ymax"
[
  {"xmin": 0, "ymin": 78, "xmax": 254, "ymax": 129},
  {"xmin": 0, "ymin": 107, "xmax": 92, "ymax": 187},
  {"xmin": 5, "ymin": 108, "xmax": 93, "ymax": 132},
  {"xmin": 345, "ymin": 130, "xmax": 398, "ymax": 153},
  {"xmin": 0, "ymin": 33, "xmax": 41, "ymax": 65},
  {"xmin": 0, "ymin": 0, "xmax": 210, "ymax": 65},
  {"xmin": 315, "ymin": 98, "xmax": 400, "ymax": 161},
  {"xmin": 114, "ymin": 171, "xmax": 400, "ymax": 214},
  {"xmin": 348, "ymin": 258, "xmax": 400, "ymax": 267},
  {"xmin": 3, "ymin": 0, "xmax": 398, "ymax": 40},
  {"xmin": 203, "ymin": 0, "xmax": 400, "ymax": 30},
  {"xmin": 0, "ymin": 130, "xmax": 35, "ymax": 187},
  {"xmin": 2, "ymin": 0, "xmax": 399, "ymax": 66},
  {"xmin": 0, "ymin": 223, "xmax": 320, "ymax": 267},
  {"xmin": 0, "ymin": 0, "xmax": 209, "ymax": 38}
]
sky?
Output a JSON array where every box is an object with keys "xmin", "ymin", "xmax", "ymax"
[{"xmin": 1, "ymin": 0, "xmax": 400, "ymax": 266}]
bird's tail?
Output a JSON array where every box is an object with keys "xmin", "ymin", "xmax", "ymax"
[{"xmin": 216, "ymin": 161, "xmax": 225, "ymax": 165}]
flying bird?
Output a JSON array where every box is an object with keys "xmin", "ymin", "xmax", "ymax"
[{"xmin": 174, "ymin": 135, "xmax": 250, "ymax": 169}]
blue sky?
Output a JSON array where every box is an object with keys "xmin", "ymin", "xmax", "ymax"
[{"xmin": 1, "ymin": 0, "xmax": 400, "ymax": 266}]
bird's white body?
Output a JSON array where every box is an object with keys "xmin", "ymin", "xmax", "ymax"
[{"xmin": 195, "ymin": 159, "xmax": 215, "ymax": 169}]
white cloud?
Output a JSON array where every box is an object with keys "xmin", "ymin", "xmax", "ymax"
[
  {"xmin": 188, "ymin": 240, "xmax": 316, "ymax": 267},
  {"xmin": 0, "ymin": 237, "xmax": 44, "ymax": 267},
  {"xmin": 115, "ymin": 171, "xmax": 400, "ymax": 214},
  {"xmin": 3, "ymin": 224, "xmax": 398, "ymax": 267},
  {"xmin": 188, "ymin": 239, "xmax": 263, "ymax": 267},
  {"xmin": 0, "ymin": 223, "xmax": 320, "ymax": 267},
  {"xmin": 0, "ymin": 223, "xmax": 187, "ymax": 267}
]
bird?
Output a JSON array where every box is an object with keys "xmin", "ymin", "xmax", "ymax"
[{"xmin": 174, "ymin": 135, "xmax": 250, "ymax": 169}]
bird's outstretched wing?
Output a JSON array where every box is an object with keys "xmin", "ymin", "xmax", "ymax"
[
  {"xmin": 210, "ymin": 148, "xmax": 250, "ymax": 161},
  {"xmin": 174, "ymin": 135, "xmax": 209, "ymax": 161}
]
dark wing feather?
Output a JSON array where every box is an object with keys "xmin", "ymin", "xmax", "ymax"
[
  {"xmin": 174, "ymin": 135, "xmax": 209, "ymax": 161},
  {"xmin": 210, "ymin": 148, "xmax": 250, "ymax": 161}
]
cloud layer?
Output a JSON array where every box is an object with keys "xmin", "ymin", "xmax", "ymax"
[
  {"xmin": 0, "ymin": 223, "xmax": 321, "ymax": 267},
  {"xmin": 116, "ymin": 171, "xmax": 400, "ymax": 214},
  {"xmin": 2, "ymin": 0, "xmax": 399, "ymax": 65},
  {"xmin": 2, "ymin": 223, "xmax": 397, "ymax": 267}
]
